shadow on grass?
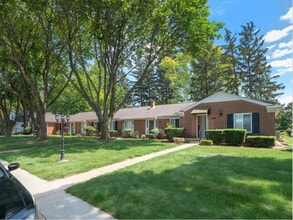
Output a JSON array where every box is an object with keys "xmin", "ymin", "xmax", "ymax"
[
  {"xmin": 0, "ymin": 138, "xmax": 175, "ymax": 180},
  {"xmin": 67, "ymin": 155, "xmax": 292, "ymax": 219}
]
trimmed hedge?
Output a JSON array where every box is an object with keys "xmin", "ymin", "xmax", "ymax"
[
  {"xmin": 164, "ymin": 128, "xmax": 185, "ymax": 142},
  {"xmin": 121, "ymin": 129, "xmax": 131, "ymax": 138},
  {"xmin": 200, "ymin": 140, "xmax": 213, "ymax": 146},
  {"xmin": 246, "ymin": 136, "xmax": 276, "ymax": 148},
  {"xmin": 224, "ymin": 129, "xmax": 247, "ymax": 146},
  {"xmin": 145, "ymin": 134, "xmax": 155, "ymax": 139},
  {"xmin": 205, "ymin": 130, "xmax": 223, "ymax": 144},
  {"xmin": 109, "ymin": 130, "xmax": 118, "ymax": 137}
]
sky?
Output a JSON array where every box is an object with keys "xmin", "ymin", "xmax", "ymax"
[{"xmin": 207, "ymin": 0, "xmax": 292, "ymax": 105}]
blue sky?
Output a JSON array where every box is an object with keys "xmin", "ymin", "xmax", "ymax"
[{"xmin": 207, "ymin": 0, "xmax": 292, "ymax": 105}]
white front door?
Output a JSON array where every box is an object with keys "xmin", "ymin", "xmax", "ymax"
[{"xmin": 197, "ymin": 115, "xmax": 208, "ymax": 138}]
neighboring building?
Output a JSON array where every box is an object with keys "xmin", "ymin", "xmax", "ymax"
[{"xmin": 46, "ymin": 92, "xmax": 281, "ymax": 138}]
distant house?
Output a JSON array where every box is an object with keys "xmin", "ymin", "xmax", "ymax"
[{"xmin": 46, "ymin": 92, "xmax": 281, "ymax": 138}]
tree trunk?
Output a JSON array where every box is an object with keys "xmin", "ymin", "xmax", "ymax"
[{"xmin": 99, "ymin": 116, "xmax": 110, "ymax": 141}]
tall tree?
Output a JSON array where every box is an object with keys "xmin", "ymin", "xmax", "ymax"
[
  {"xmin": 52, "ymin": 0, "xmax": 221, "ymax": 141},
  {"xmin": 237, "ymin": 21, "xmax": 284, "ymax": 103},
  {"xmin": 0, "ymin": 0, "xmax": 69, "ymax": 140},
  {"xmin": 221, "ymin": 29, "xmax": 241, "ymax": 95},
  {"xmin": 159, "ymin": 53, "xmax": 192, "ymax": 103},
  {"xmin": 190, "ymin": 42, "xmax": 225, "ymax": 101}
]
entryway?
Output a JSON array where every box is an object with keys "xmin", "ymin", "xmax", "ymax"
[{"xmin": 197, "ymin": 114, "xmax": 208, "ymax": 139}]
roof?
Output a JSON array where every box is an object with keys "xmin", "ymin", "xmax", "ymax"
[
  {"xmin": 45, "ymin": 92, "xmax": 281, "ymax": 122},
  {"xmin": 46, "ymin": 112, "xmax": 98, "ymax": 123},
  {"xmin": 182, "ymin": 92, "xmax": 281, "ymax": 112},
  {"xmin": 113, "ymin": 102, "xmax": 196, "ymax": 120}
]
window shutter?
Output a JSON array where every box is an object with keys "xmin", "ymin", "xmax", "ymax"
[
  {"xmin": 175, "ymin": 119, "xmax": 179, "ymax": 128},
  {"xmin": 252, "ymin": 112, "xmax": 259, "ymax": 133},
  {"xmin": 227, "ymin": 114, "xmax": 233, "ymax": 128}
]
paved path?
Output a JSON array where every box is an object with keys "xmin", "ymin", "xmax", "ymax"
[{"xmin": 12, "ymin": 143, "xmax": 196, "ymax": 219}]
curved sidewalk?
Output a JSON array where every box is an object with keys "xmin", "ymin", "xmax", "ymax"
[{"xmin": 12, "ymin": 143, "xmax": 196, "ymax": 219}]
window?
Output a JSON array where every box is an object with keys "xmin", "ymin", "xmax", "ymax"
[
  {"xmin": 110, "ymin": 121, "xmax": 118, "ymax": 130},
  {"xmin": 124, "ymin": 120, "xmax": 133, "ymax": 131},
  {"xmin": 234, "ymin": 113, "xmax": 252, "ymax": 133},
  {"xmin": 169, "ymin": 118, "xmax": 179, "ymax": 128}
]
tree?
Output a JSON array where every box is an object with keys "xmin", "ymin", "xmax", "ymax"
[
  {"xmin": 190, "ymin": 42, "xmax": 226, "ymax": 101},
  {"xmin": 159, "ymin": 53, "xmax": 192, "ymax": 103},
  {"xmin": 237, "ymin": 22, "xmax": 284, "ymax": 103},
  {"xmin": 221, "ymin": 29, "xmax": 241, "ymax": 95},
  {"xmin": 0, "ymin": 0, "xmax": 69, "ymax": 140},
  {"xmin": 52, "ymin": 0, "xmax": 221, "ymax": 141},
  {"xmin": 276, "ymin": 102, "xmax": 292, "ymax": 131}
]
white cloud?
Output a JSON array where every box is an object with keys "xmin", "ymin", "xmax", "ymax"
[
  {"xmin": 279, "ymin": 95, "xmax": 293, "ymax": 105},
  {"xmin": 270, "ymin": 57, "xmax": 292, "ymax": 68},
  {"xmin": 280, "ymin": 7, "xmax": 293, "ymax": 23},
  {"xmin": 272, "ymin": 48, "xmax": 292, "ymax": 59},
  {"xmin": 279, "ymin": 41, "xmax": 292, "ymax": 48},
  {"xmin": 264, "ymin": 25, "xmax": 293, "ymax": 43}
]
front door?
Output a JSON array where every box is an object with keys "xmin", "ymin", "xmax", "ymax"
[
  {"xmin": 146, "ymin": 120, "xmax": 156, "ymax": 134},
  {"xmin": 197, "ymin": 115, "xmax": 207, "ymax": 139}
]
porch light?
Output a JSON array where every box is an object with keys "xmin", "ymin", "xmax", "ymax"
[
  {"xmin": 218, "ymin": 109, "xmax": 223, "ymax": 116},
  {"xmin": 55, "ymin": 114, "xmax": 70, "ymax": 161}
]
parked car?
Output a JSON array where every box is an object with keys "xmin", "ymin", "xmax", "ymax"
[{"xmin": 0, "ymin": 161, "xmax": 37, "ymax": 219}]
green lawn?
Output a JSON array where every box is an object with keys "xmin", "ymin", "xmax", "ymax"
[
  {"xmin": 0, "ymin": 136, "xmax": 176, "ymax": 180},
  {"xmin": 67, "ymin": 146, "xmax": 292, "ymax": 219}
]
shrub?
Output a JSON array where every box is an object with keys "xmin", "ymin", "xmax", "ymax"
[
  {"xmin": 224, "ymin": 129, "xmax": 246, "ymax": 146},
  {"xmin": 200, "ymin": 140, "xmax": 213, "ymax": 146},
  {"xmin": 205, "ymin": 130, "xmax": 223, "ymax": 144},
  {"xmin": 157, "ymin": 129, "xmax": 166, "ymax": 139},
  {"xmin": 164, "ymin": 128, "xmax": 185, "ymax": 142},
  {"xmin": 150, "ymin": 128, "xmax": 159, "ymax": 137},
  {"xmin": 246, "ymin": 136, "xmax": 276, "ymax": 148},
  {"xmin": 23, "ymin": 126, "xmax": 32, "ymax": 135},
  {"xmin": 146, "ymin": 134, "xmax": 155, "ymax": 139},
  {"xmin": 278, "ymin": 131, "xmax": 288, "ymax": 142},
  {"xmin": 110, "ymin": 130, "xmax": 118, "ymax": 137},
  {"xmin": 173, "ymin": 137, "xmax": 185, "ymax": 144},
  {"xmin": 84, "ymin": 126, "xmax": 97, "ymax": 136},
  {"xmin": 131, "ymin": 130, "xmax": 140, "ymax": 139},
  {"xmin": 121, "ymin": 129, "xmax": 131, "ymax": 138}
]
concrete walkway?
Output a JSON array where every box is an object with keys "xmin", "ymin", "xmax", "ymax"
[{"xmin": 12, "ymin": 143, "xmax": 196, "ymax": 219}]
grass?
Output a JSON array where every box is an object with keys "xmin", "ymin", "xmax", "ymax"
[
  {"xmin": 67, "ymin": 146, "xmax": 292, "ymax": 219},
  {"xmin": 0, "ymin": 135, "xmax": 176, "ymax": 180}
]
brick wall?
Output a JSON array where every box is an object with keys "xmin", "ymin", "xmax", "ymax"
[{"xmin": 182, "ymin": 100, "xmax": 276, "ymax": 137}]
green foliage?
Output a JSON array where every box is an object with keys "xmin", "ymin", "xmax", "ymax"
[
  {"xmin": 84, "ymin": 126, "xmax": 97, "ymax": 136},
  {"xmin": 164, "ymin": 128, "xmax": 185, "ymax": 142},
  {"xmin": 276, "ymin": 102, "xmax": 292, "ymax": 131},
  {"xmin": 205, "ymin": 130, "xmax": 223, "ymax": 144},
  {"xmin": 121, "ymin": 130, "xmax": 131, "ymax": 138},
  {"xmin": 237, "ymin": 22, "xmax": 284, "ymax": 103},
  {"xmin": 224, "ymin": 129, "xmax": 247, "ymax": 146},
  {"xmin": 23, "ymin": 126, "xmax": 32, "ymax": 135},
  {"xmin": 145, "ymin": 134, "xmax": 155, "ymax": 139},
  {"xmin": 199, "ymin": 139, "xmax": 213, "ymax": 146},
  {"xmin": 246, "ymin": 136, "xmax": 276, "ymax": 148},
  {"xmin": 109, "ymin": 130, "xmax": 118, "ymax": 137},
  {"xmin": 190, "ymin": 42, "xmax": 226, "ymax": 101}
]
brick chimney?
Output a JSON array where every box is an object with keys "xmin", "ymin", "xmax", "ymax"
[{"xmin": 150, "ymin": 100, "xmax": 155, "ymax": 108}]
